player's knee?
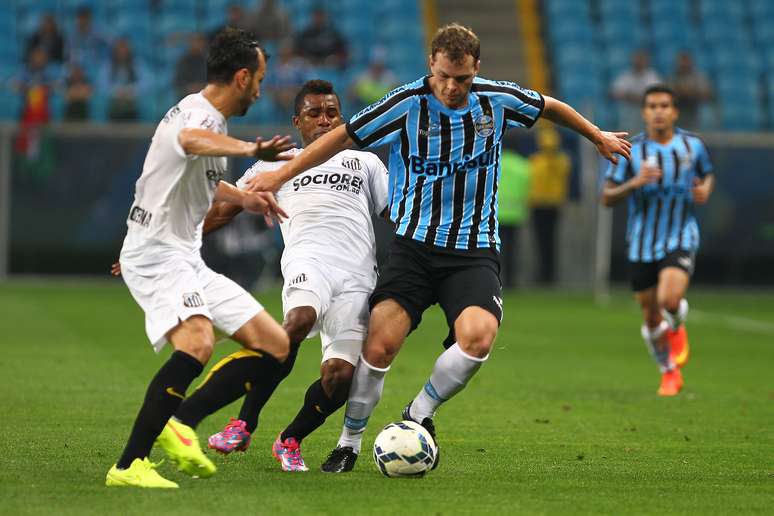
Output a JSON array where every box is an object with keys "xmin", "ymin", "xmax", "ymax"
[
  {"xmin": 283, "ymin": 307, "xmax": 316, "ymax": 345},
  {"xmin": 179, "ymin": 317, "xmax": 215, "ymax": 363},
  {"xmin": 658, "ymin": 294, "xmax": 681, "ymax": 314},
  {"xmin": 455, "ymin": 317, "xmax": 498, "ymax": 358},
  {"xmin": 269, "ymin": 330, "xmax": 291, "ymax": 363},
  {"xmin": 363, "ymin": 333, "xmax": 401, "ymax": 367}
]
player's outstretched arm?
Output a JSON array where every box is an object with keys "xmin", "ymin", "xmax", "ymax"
[
  {"xmin": 214, "ymin": 181, "xmax": 288, "ymax": 223},
  {"xmin": 202, "ymin": 201, "xmax": 244, "ymax": 235},
  {"xmin": 244, "ymin": 124, "xmax": 353, "ymax": 192},
  {"xmin": 178, "ymin": 129, "xmax": 296, "ymax": 159},
  {"xmin": 541, "ymin": 96, "xmax": 632, "ymax": 164}
]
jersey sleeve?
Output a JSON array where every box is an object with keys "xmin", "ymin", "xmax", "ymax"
[
  {"xmin": 604, "ymin": 155, "xmax": 631, "ymax": 184},
  {"xmin": 345, "ymin": 84, "xmax": 416, "ymax": 149},
  {"xmin": 695, "ymin": 139, "xmax": 713, "ymax": 178},
  {"xmin": 236, "ymin": 161, "xmax": 273, "ymax": 190},
  {"xmin": 475, "ymin": 80, "xmax": 544, "ymax": 129},
  {"xmin": 366, "ymin": 155, "xmax": 390, "ymax": 215},
  {"xmin": 172, "ymin": 107, "xmax": 222, "ymax": 158}
]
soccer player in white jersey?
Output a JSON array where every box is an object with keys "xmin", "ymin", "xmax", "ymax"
[
  {"xmin": 166, "ymin": 80, "xmax": 389, "ymax": 472},
  {"xmin": 105, "ymin": 29, "xmax": 296, "ymax": 489}
]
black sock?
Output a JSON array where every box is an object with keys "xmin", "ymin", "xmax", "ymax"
[
  {"xmin": 117, "ymin": 350, "xmax": 203, "ymax": 469},
  {"xmin": 281, "ymin": 378, "xmax": 347, "ymax": 443},
  {"xmin": 238, "ymin": 341, "xmax": 300, "ymax": 432},
  {"xmin": 175, "ymin": 348, "xmax": 284, "ymax": 430}
]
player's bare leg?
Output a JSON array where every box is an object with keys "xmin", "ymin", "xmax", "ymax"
[
  {"xmin": 658, "ymin": 267, "xmax": 691, "ymax": 367},
  {"xmin": 636, "ymin": 288, "xmax": 682, "ymax": 395},
  {"xmin": 322, "ymin": 300, "xmax": 411, "ymax": 472}
]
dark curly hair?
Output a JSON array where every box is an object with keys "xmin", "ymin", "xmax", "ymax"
[
  {"xmin": 206, "ymin": 27, "xmax": 267, "ymax": 84},
  {"xmin": 293, "ymin": 79, "xmax": 340, "ymax": 115},
  {"xmin": 431, "ymin": 23, "xmax": 480, "ymax": 64}
]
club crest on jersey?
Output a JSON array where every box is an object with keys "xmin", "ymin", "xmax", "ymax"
[
  {"xmin": 341, "ymin": 157, "xmax": 362, "ymax": 171},
  {"xmin": 182, "ymin": 292, "xmax": 204, "ymax": 308},
  {"xmin": 474, "ymin": 115, "xmax": 494, "ymax": 137},
  {"xmin": 289, "ymin": 273, "xmax": 307, "ymax": 286},
  {"xmin": 206, "ymin": 169, "xmax": 225, "ymax": 187}
]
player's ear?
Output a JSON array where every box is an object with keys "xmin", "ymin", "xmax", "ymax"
[
  {"xmin": 234, "ymin": 68, "xmax": 249, "ymax": 89},
  {"xmin": 291, "ymin": 115, "xmax": 300, "ymax": 129},
  {"xmin": 474, "ymin": 59, "xmax": 480, "ymax": 75}
]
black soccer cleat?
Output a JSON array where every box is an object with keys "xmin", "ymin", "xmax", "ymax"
[
  {"xmin": 402, "ymin": 402, "xmax": 440, "ymax": 470},
  {"xmin": 320, "ymin": 446, "xmax": 358, "ymax": 473}
]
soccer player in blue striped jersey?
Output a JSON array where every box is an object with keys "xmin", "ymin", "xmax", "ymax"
[
  {"xmin": 602, "ymin": 84, "xmax": 714, "ymax": 396},
  {"xmin": 247, "ymin": 23, "xmax": 632, "ymax": 472}
]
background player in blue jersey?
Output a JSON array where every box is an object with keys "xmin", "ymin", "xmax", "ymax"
[
  {"xmin": 247, "ymin": 23, "xmax": 632, "ymax": 472},
  {"xmin": 601, "ymin": 84, "xmax": 714, "ymax": 396}
]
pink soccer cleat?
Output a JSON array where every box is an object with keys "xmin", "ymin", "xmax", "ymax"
[
  {"xmin": 272, "ymin": 435, "xmax": 309, "ymax": 472},
  {"xmin": 207, "ymin": 418, "xmax": 251, "ymax": 454}
]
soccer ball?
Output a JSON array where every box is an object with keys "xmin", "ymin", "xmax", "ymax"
[{"xmin": 372, "ymin": 420, "xmax": 438, "ymax": 477}]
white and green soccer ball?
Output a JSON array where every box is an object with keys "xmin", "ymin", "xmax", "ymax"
[{"xmin": 372, "ymin": 420, "xmax": 438, "ymax": 477}]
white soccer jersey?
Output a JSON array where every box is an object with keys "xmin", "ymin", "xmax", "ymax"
[
  {"xmin": 121, "ymin": 93, "xmax": 228, "ymax": 263},
  {"xmin": 237, "ymin": 147, "xmax": 389, "ymax": 279}
]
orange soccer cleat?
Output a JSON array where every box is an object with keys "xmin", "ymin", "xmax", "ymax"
[
  {"xmin": 657, "ymin": 368, "xmax": 684, "ymax": 396},
  {"xmin": 667, "ymin": 325, "xmax": 690, "ymax": 368}
]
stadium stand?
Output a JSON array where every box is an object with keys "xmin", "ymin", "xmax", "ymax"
[
  {"xmin": 543, "ymin": 0, "xmax": 774, "ymax": 131},
  {"xmin": 0, "ymin": 0, "xmax": 425, "ymax": 123}
]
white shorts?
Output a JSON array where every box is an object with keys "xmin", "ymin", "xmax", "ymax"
[
  {"xmin": 122, "ymin": 255, "xmax": 263, "ymax": 352},
  {"xmin": 281, "ymin": 259, "xmax": 373, "ymax": 366}
]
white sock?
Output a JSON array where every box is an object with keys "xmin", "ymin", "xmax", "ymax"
[
  {"xmin": 661, "ymin": 298, "xmax": 689, "ymax": 331},
  {"xmin": 641, "ymin": 321, "xmax": 673, "ymax": 372},
  {"xmin": 336, "ymin": 354, "xmax": 389, "ymax": 454},
  {"xmin": 409, "ymin": 343, "xmax": 488, "ymax": 421}
]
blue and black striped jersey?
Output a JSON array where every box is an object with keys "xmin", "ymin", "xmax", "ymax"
[
  {"xmin": 605, "ymin": 129, "xmax": 713, "ymax": 262},
  {"xmin": 345, "ymin": 75, "xmax": 544, "ymax": 251}
]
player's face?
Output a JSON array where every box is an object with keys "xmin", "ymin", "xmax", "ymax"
[
  {"xmin": 642, "ymin": 92, "xmax": 678, "ymax": 132},
  {"xmin": 236, "ymin": 49, "xmax": 266, "ymax": 116},
  {"xmin": 429, "ymin": 51, "xmax": 480, "ymax": 109},
  {"xmin": 292, "ymin": 93, "xmax": 343, "ymax": 145}
]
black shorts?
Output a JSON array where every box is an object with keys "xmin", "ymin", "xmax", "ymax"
[
  {"xmin": 630, "ymin": 250, "xmax": 696, "ymax": 292},
  {"xmin": 369, "ymin": 236, "xmax": 503, "ymax": 349}
]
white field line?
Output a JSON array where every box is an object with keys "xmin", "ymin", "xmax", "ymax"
[{"xmin": 691, "ymin": 309, "xmax": 774, "ymax": 336}]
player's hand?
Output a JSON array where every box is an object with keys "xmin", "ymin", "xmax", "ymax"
[
  {"xmin": 692, "ymin": 177, "xmax": 711, "ymax": 204},
  {"xmin": 110, "ymin": 261, "xmax": 122, "ymax": 276},
  {"xmin": 242, "ymin": 191, "xmax": 288, "ymax": 223},
  {"xmin": 595, "ymin": 131, "xmax": 632, "ymax": 164},
  {"xmin": 253, "ymin": 135, "xmax": 296, "ymax": 161},
  {"xmin": 632, "ymin": 163, "xmax": 662, "ymax": 188},
  {"xmin": 244, "ymin": 170, "xmax": 282, "ymax": 193}
]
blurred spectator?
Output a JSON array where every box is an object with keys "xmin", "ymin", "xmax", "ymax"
[
  {"xmin": 528, "ymin": 128, "xmax": 571, "ymax": 285},
  {"xmin": 99, "ymin": 39, "xmax": 149, "ymax": 121},
  {"xmin": 246, "ymin": 0, "xmax": 293, "ymax": 46},
  {"xmin": 265, "ymin": 45, "xmax": 307, "ymax": 118},
  {"xmin": 497, "ymin": 149, "xmax": 531, "ymax": 289},
  {"xmin": 209, "ymin": 4, "xmax": 250, "ymax": 42},
  {"xmin": 67, "ymin": 6, "xmax": 110, "ymax": 70},
  {"xmin": 293, "ymin": 7, "xmax": 348, "ymax": 68},
  {"xmin": 12, "ymin": 47, "xmax": 59, "ymax": 169},
  {"xmin": 348, "ymin": 47, "xmax": 396, "ymax": 110},
  {"xmin": 670, "ymin": 52, "xmax": 712, "ymax": 131},
  {"xmin": 64, "ymin": 65, "xmax": 92, "ymax": 121},
  {"xmin": 173, "ymin": 33, "xmax": 208, "ymax": 98},
  {"xmin": 610, "ymin": 50, "xmax": 661, "ymax": 133},
  {"xmin": 25, "ymin": 14, "xmax": 65, "ymax": 65}
]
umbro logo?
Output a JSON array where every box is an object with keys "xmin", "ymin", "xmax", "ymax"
[
  {"xmin": 289, "ymin": 273, "xmax": 307, "ymax": 286},
  {"xmin": 183, "ymin": 292, "xmax": 204, "ymax": 308},
  {"xmin": 678, "ymin": 256, "xmax": 692, "ymax": 268}
]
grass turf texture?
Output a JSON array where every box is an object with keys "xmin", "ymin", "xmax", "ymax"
[{"xmin": 0, "ymin": 280, "xmax": 772, "ymax": 515}]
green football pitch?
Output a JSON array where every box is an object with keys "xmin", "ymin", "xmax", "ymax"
[{"xmin": 1, "ymin": 280, "xmax": 772, "ymax": 515}]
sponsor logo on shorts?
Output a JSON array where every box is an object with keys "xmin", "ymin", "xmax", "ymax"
[
  {"xmin": 289, "ymin": 273, "xmax": 307, "ymax": 286},
  {"xmin": 678, "ymin": 256, "xmax": 692, "ymax": 269},
  {"xmin": 182, "ymin": 292, "xmax": 204, "ymax": 308}
]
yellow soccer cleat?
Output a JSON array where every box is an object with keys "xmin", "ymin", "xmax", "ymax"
[
  {"xmin": 156, "ymin": 419, "xmax": 217, "ymax": 478},
  {"xmin": 667, "ymin": 325, "xmax": 690, "ymax": 368},
  {"xmin": 105, "ymin": 458, "xmax": 179, "ymax": 488}
]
